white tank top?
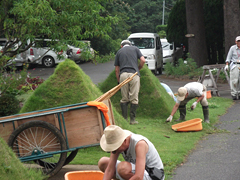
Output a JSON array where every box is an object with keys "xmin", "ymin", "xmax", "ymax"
[{"xmin": 121, "ymin": 133, "xmax": 164, "ymax": 169}]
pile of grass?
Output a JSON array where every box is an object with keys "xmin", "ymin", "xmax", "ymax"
[
  {"xmin": 0, "ymin": 138, "xmax": 45, "ymax": 180},
  {"xmin": 20, "ymin": 59, "xmax": 104, "ymax": 112}
]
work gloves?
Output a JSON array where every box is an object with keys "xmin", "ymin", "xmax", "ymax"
[
  {"xmin": 224, "ymin": 64, "xmax": 229, "ymax": 71},
  {"xmin": 191, "ymin": 101, "xmax": 198, "ymax": 110},
  {"xmin": 166, "ymin": 115, "xmax": 173, "ymax": 122}
]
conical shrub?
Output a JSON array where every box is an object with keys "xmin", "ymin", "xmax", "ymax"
[{"xmin": 20, "ymin": 59, "xmax": 103, "ymax": 112}]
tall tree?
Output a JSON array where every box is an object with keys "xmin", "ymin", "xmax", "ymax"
[
  {"xmin": 185, "ymin": 0, "xmax": 208, "ymax": 67},
  {"xmin": 204, "ymin": 0, "xmax": 224, "ymax": 64},
  {"xmin": 0, "ymin": 0, "xmax": 117, "ymax": 59},
  {"xmin": 125, "ymin": 0, "xmax": 175, "ymax": 33},
  {"xmin": 166, "ymin": 0, "xmax": 188, "ymax": 48},
  {"xmin": 224, "ymin": 0, "xmax": 240, "ymax": 54}
]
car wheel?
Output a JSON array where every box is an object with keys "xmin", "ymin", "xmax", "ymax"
[{"xmin": 42, "ymin": 56, "xmax": 55, "ymax": 68}]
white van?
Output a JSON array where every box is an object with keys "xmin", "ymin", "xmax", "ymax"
[{"xmin": 127, "ymin": 33, "xmax": 163, "ymax": 74}]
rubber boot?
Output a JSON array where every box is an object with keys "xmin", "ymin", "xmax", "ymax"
[
  {"xmin": 120, "ymin": 102, "xmax": 128, "ymax": 121},
  {"xmin": 176, "ymin": 105, "xmax": 186, "ymax": 121},
  {"xmin": 130, "ymin": 104, "xmax": 139, "ymax": 125},
  {"xmin": 202, "ymin": 106, "xmax": 210, "ymax": 123}
]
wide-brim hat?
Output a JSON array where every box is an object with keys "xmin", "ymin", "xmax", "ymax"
[
  {"xmin": 100, "ymin": 125, "xmax": 132, "ymax": 152},
  {"xmin": 177, "ymin": 87, "xmax": 187, "ymax": 101}
]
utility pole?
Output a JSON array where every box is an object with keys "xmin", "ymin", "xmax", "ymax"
[{"xmin": 162, "ymin": 0, "xmax": 165, "ymax": 25}]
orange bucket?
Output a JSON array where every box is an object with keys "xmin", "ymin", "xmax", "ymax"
[
  {"xmin": 207, "ymin": 90, "xmax": 212, "ymax": 99},
  {"xmin": 172, "ymin": 118, "xmax": 203, "ymax": 132},
  {"xmin": 65, "ymin": 171, "xmax": 104, "ymax": 180}
]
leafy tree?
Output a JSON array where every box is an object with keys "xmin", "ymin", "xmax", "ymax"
[
  {"xmin": 125, "ymin": 0, "xmax": 175, "ymax": 33},
  {"xmin": 0, "ymin": 0, "xmax": 117, "ymax": 60},
  {"xmin": 166, "ymin": 0, "xmax": 188, "ymax": 48},
  {"xmin": 204, "ymin": 0, "xmax": 224, "ymax": 64},
  {"xmin": 0, "ymin": 0, "xmax": 118, "ymax": 99},
  {"xmin": 90, "ymin": 0, "xmax": 133, "ymax": 55},
  {"xmin": 185, "ymin": 0, "xmax": 208, "ymax": 67},
  {"xmin": 167, "ymin": 0, "xmax": 225, "ymax": 65}
]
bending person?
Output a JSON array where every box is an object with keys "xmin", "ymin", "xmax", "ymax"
[{"xmin": 166, "ymin": 82, "xmax": 209, "ymax": 123}]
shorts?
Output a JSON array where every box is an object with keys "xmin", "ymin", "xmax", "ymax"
[{"xmin": 115, "ymin": 160, "xmax": 152, "ymax": 180}]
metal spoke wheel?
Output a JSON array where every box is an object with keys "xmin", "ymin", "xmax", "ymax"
[
  {"xmin": 8, "ymin": 120, "xmax": 67, "ymax": 177},
  {"xmin": 42, "ymin": 56, "xmax": 55, "ymax": 67}
]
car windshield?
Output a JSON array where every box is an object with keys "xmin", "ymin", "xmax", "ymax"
[
  {"xmin": 162, "ymin": 42, "xmax": 172, "ymax": 50},
  {"xmin": 128, "ymin": 38, "xmax": 155, "ymax": 49}
]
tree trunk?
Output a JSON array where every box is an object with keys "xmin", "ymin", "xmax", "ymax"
[
  {"xmin": 224, "ymin": 0, "xmax": 240, "ymax": 55},
  {"xmin": 185, "ymin": 0, "xmax": 208, "ymax": 67}
]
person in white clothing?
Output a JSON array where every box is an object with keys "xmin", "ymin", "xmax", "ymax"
[
  {"xmin": 224, "ymin": 36, "xmax": 240, "ymax": 100},
  {"xmin": 166, "ymin": 82, "xmax": 210, "ymax": 123},
  {"xmin": 98, "ymin": 125, "xmax": 164, "ymax": 180}
]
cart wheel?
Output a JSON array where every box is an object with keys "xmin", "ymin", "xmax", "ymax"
[
  {"xmin": 8, "ymin": 120, "xmax": 67, "ymax": 177},
  {"xmin": 63, "ymin": 150, "xmax": 79, "ymax": 166}
]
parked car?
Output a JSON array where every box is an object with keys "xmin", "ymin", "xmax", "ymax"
[
  {"xmin": 0, "ymin": 38, "xmax": 27, "ymax": 69},
  {"xmin": 67, "ymin": 41, "xmax": 94, "ymax": 63},
  {"xmin": 161, "ymin": 38, "xmax": 183, "ymax": 67},
  {"xmin": 26, "ymin": 39, "xmax": 68, "ymax": 68},
  {"xmin": 128, "ymin": 33, "xmax": 163, "ymax": 75}
]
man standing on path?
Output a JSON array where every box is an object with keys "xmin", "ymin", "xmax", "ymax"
[
  {"xmin": 224, "ymin": 36, "xmax": 240, "ymax": 100},
  {"xmin": 166, "ymin": 82, "xmax": 210, "ymax": 123},
  {"xmin": 115, "ymin": 40, "xmax": 145, "ymax": 125}
]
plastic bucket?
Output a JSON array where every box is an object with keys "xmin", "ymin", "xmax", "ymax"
[
  {"xmin": 65, "ymin": 171, "xmax": 104, "ymax": 180},
  {"xmin": 207, "ymin": 90, "xmax": 212, "ymax": 99},
  {"xmin": 172, "ymin": 118, "xmax": 203, "ymax": 132}
]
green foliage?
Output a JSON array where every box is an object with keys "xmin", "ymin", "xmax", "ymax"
[
  {"xmin": 0, "ymin": 0, "xmax": 117, "ymax": 61},
  {"xmin": 166, "ymin": 0, "xmax": 187, "ymax": 48},
  {"xmin": 164, "ymin": 57, "xmax": 202, "ymax": 78},
  {"xmin": 93, "ymin": 52, "xmax": 115, "ymax": 64},
  {"xmin": 0, "ymin": 69, "xmax": 27, "ymax": 96},
  {"xmin": 0, "ymin": 137, "xmax": 46, "ymax": 180},
  {"xmin": 0, "ymin": 94, "xmax": 20, "ymax": 117},
  {"xmin": 156, "ymin": 25, "xmax": 167, "ymax": 32},
  {"xmin": 125, "ymin": 0, "xmax": 175, "ymax": 33},
  {"xmin": 158, "ymin": 30, "xmax": 167, "ymax": 38}
]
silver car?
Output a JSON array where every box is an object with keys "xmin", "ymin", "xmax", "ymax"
[
  {"xmin": 26, "ymin": 39, "xmax": 68, "ymax": 67},
  {"xmin": 67, "ymin": 41, "xmax": 94, "ymax": 63},
  {"xmin": 0, "ymin": 38, "xmax": 27, "ymax": 69}
]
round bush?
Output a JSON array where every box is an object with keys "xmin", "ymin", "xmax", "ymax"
[{"xmin": 0, "ymin": 94, "xmax": 20, "ymax": 117}]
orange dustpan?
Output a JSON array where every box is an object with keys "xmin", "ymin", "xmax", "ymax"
[
  {"xmin": 172, "ymin": 118, "xmax": 203, "ymax": 132},
  {"xmin": 65, "ymin": 171, "xmax": 104, "ymax": 180}
]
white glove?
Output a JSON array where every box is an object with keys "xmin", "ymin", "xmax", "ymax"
[
  {"xmin": 224, "ymin": 64, "xmax": 229, "ymax": 71},
  {"xmin": 191, "ymin": 102, "xmax": 198, "ymax": 110},
  {"xmin": 166, "ymin": 115, "xmax": 173, "ymax": 122}
]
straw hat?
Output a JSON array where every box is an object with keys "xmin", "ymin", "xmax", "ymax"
[
  {"xmin": 177, "ymin": 87, "xmax": 187, "ymax": 101},
  {"xmin": 100, "ymin": 125, "xmax": 132, "ymax": 152}
]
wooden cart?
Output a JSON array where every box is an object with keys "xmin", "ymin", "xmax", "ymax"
[
  {"xmin": 0, "ymin": 72, "xmax": 137, "ymax": 177},
  {"xmin": 0, "ymin": 99, "xmax": 114, "ymax": 177}
]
